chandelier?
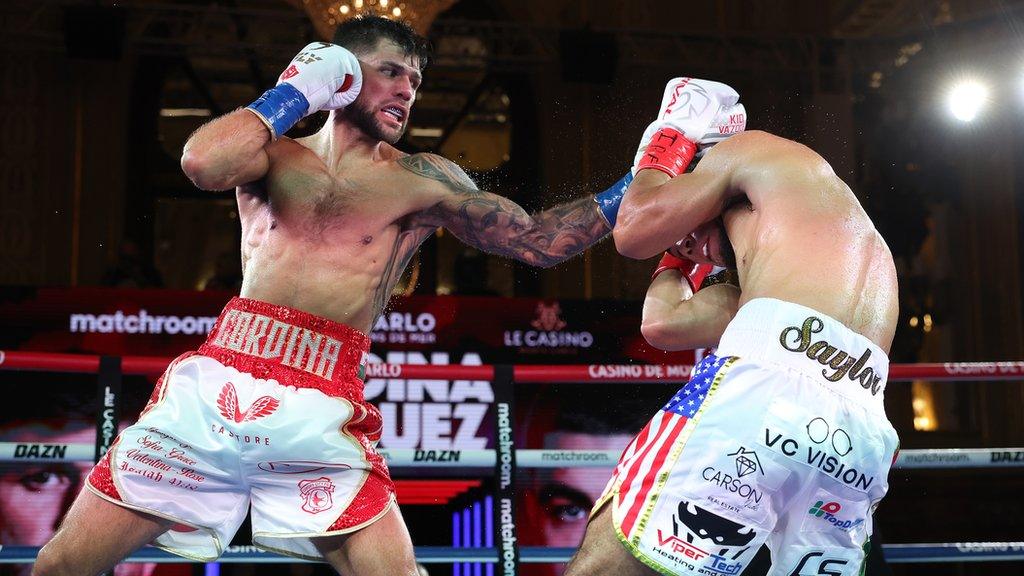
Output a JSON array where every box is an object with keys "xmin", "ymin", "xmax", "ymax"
[{"xmin": 286, "ymin": 0, "xmax": 455, "ymax": 39}]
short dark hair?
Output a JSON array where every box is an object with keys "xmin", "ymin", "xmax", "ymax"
[{"xmin": 332, "ymin": 15, "xmax": 431, "ymax": 70}]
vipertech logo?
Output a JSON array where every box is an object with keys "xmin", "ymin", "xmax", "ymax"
[{"xmin": 70, "ymin": 310, "xmax": 217, "ymax": 335}]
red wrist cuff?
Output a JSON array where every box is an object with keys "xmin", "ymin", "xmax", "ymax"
[
  {"xmin": 636, "ymin": 127, "xmax": 698, "ymax": 178},
  {"xmin": 652, "ymin": 252, "xmax": 692, "ymax": 280},
  {"xmin": 652, "ymin": 253, "xmax": 714, "ymax": 293},
  {"xmin": 687, "ymin": 263, "xmax": 714, "ymax": 292}
]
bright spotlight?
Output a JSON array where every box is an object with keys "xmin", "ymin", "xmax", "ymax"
[{"xmin": 947, "ymin": 80, "xmax": 989, "ymax": 122}]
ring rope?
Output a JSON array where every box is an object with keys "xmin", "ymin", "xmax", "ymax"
[
  {"xmin": 1, "ymin": 442, "xmax": 1021, "ymax": 469},
  {"xmin": 3, "ymin": 349, "xmax": 1021, "ymax": 567},
  {"xmin": 2, "ymin": 350, "xmax": 1024, "ymax": 381},
  {"xmin": 1, "ymin": 543, "xmax": 1023, "ymax": 564}
]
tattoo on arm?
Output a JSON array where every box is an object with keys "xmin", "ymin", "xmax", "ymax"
[
  {"xmin": 399, "ymin": 153, "xmax": 610, "ymax": 268},
  {"xmin": 399, "ymin": 153, "xmax": 479, "ymax": 190}
]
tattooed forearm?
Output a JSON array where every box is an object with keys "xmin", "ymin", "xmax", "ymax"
[
  {"xmin": 400, "ymin": 153, "xmax": 611, "ymax": 268},
  {"xmin": 514, "ymin": 195, "xmax": 611, "ymax": 267}
]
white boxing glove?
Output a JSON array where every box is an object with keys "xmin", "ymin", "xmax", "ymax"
[
  {"xmin": 247, "ymin": 42, "xmax": 363, "ymax": 138},
  {"xmin": 632, "ymin": 78, "xmax": 741, "ymax": 177},
  {"xmin": 697, "ymin": 103, "xmax": 746, "ymax": 155}
]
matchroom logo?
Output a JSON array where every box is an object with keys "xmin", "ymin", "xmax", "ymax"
[{"xmin": 70, "ymin": 310, "xmax": 217, "ymax": 335}]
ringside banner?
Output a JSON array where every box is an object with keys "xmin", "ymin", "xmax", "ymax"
[
  {"xmin": 0, "ymin": 288, "xmax": 693, "ymax": 574},
  {"xmin": 0, "ymin": 288, "xmax": 694, "ymax": 457}
]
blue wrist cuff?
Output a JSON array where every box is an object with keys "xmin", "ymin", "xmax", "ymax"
[
  {"xmin": 246, "ymin": 83, "xmax": 309, "ymax": 139},
  {"xmin": 594, "ymin": 172, "xmax": 633, "ymax": 228}
]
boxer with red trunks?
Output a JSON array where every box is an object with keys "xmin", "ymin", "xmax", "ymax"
[
  {"xmin": 564, "ymin": 78, "xmax": 901, "ymax": 576},
  {"xmin": 30, "ymin": 15, "xmax": 684, "ymax": 576}
]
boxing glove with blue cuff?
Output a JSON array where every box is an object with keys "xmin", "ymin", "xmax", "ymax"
[
  {"xmin": 594, "ymin": 172, "xmax": 634, "ymax": 228},
  {"xmin": 247, "ymin": 42, "xmax": 362, "ymax": 139}
]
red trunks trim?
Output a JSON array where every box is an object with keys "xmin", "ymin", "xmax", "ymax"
[
  {"xmin": 89, "ymin": 352, "xmax": 192, "ymax": 501},
  {"xmin": 198, "ymin": 297, "xmax": 370, "ymax": 399},
  {"xmin": 329, "ymin": 471, "xmax": 393, "ymax": 531}
]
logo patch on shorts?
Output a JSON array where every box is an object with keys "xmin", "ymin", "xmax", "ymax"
[
  {"xmin": 216, "ymin": 382, "xmax": 280, "ymax": 423},
  {"xmin": 696, "ymin": 446, "xmax": 768, "ymax": 515},
  {"xmin": 299, "ymin": 476, "xmax": 336, "ymax": 514},
  {"xmin": 668, "ymin": 500, "xmax": 757, "ymax": 574},
  {"xmin": 806, "ymin": 500, "xmax": 864, "ymax": 532},
  {"xmin": 788, "ymin": 551, "xmax": 850, "ymax": 576},
  {"xmin": 729, "ymin": 447, "xmax": 763, "ymax": 478}
]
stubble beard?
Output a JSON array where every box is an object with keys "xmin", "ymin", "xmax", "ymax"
[{"xmin": 338, "ymin": 101, "xmax": 404, "ymax": 144}]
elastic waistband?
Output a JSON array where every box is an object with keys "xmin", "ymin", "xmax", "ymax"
[
  {"xmin": 716, "ymin": 298, "xmax": 889, "ymax": 408},
  {"xmin": 198, "ymin": 297, "xmax": 370, "ymax": 398}
]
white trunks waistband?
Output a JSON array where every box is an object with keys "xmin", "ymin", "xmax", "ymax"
[{"xmin": 716, "ymin": 298, "xmax": 889, "ymax": 410}]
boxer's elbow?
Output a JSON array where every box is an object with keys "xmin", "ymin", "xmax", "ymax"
[
  {"xmin": 641, "ymin": 319, "xmax": 683, "ymax": 351},
  {"xmin": 613, "ymin": 200, "xmax": 661, "ymax": 259},
  {"xmin": 613, "ymin": 224, "xmax": 656, "ymax": 259},
  {"xmin": 181, "ymin": 150, "xmax": 235, "ymax": 191},
  {"xmin": 181, "ymin": 149, "xmax": 220, "ymax": 190}
]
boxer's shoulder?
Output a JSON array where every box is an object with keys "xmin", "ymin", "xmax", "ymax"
[
  {"xmin": 395, "ymin": 152, "xmax": 478, "ymax": 192},
  {"xmin": 702, "ymin": 130, "xmax": 800, "ymax": 162}
]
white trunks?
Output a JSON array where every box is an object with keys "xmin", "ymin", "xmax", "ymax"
[
  {"xmin": 88, "ymin": 297, "xmax": 393, "ymax": 561},
  {"xmin": 594, "ymin": 298, "xmax": 900, "ymax": 575}
]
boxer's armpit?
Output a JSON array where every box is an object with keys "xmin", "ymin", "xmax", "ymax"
[{"xmin": 402, "ymin": 154, "xmax": 609, "ymax": 268}]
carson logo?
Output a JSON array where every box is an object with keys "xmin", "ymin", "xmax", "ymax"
[{"xmin": 728, "ymin": 447, "xmax": 763, "ymax": 478}]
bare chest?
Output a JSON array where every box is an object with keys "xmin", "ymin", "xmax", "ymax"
[
  {"xmin": 265, "ymin": 164, "xmax": 383, "ymax": 233},
  {"xmin": 238, "ymin": 160, "xmax": 425, "ymax": 273}
]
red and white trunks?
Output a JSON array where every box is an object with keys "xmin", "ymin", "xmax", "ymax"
[{"xmin": 88, "ymin": 297, "xmax": 392, "ymax": 561}]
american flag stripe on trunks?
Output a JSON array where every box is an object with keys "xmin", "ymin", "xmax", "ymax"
[{"xmin": 613, "ymin": 354, "xmax": 737, "ymax": 540}]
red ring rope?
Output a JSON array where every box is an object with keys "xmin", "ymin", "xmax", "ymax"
[{"xmin": 2, "ymin": 351, "xmax": 1022, "ymax": 382}]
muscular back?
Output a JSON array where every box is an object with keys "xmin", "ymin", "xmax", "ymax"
[{"xmin": 719, "ymin": 132, "xmax": 899, "ymax": 351}]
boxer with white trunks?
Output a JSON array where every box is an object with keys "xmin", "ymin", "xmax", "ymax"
[
  {"xmin": 33, "ymin": 15, "xmax": 732, "ymax": 576},
  {"xmin": 87, "ymin": 297, "xmax": 387, "ymax": 561},
  {"xmin": 564, "ymin": 78, "xmax": 900, "ymax": 576}
]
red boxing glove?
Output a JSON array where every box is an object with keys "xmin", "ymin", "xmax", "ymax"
[
  {"xmin": 635, "ymin": 126, "xmax": 699, "ymax": 178},
  {"xmin": 652, "ymin": 252, "xmax": 714, "ymax": 292}
]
